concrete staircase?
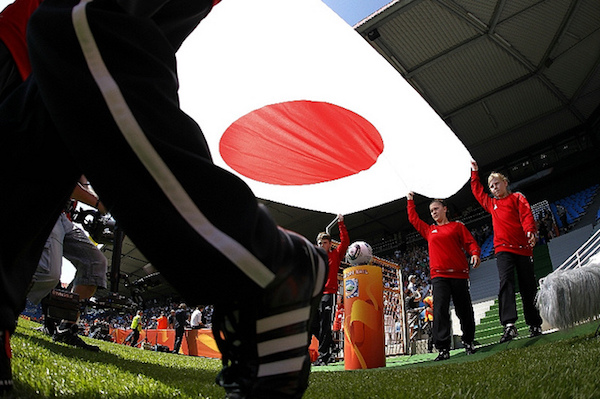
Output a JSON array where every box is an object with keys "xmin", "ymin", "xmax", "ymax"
[
  {"xmin": 434, "ymin": 296, "xmax": 539, "ymax": 351},
  {"xmin": 472, "ymin": 296, "xmax": 528, "ymax": 346},
  {"xmin": 450, "ymin": 298, "xmax": 495, "ymax": 341},
  {"xmin": 447, "ymin": 243, "xmax": 555, "ymax": 347},
  {"xmin": 451, "ymin": 295, "xmax": 539, "ymax": 347}
]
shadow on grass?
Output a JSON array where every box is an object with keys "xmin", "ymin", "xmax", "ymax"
[{"xmin": 13, "ymin": 323, "xmax": 221, "ymax": 398}]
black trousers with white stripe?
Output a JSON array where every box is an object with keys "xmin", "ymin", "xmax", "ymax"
[{"xmin": 0, "ymin": 0, "xmax": 281, "ymax": 332}]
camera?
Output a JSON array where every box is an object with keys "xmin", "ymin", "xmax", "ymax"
[
  {"xmin": 42, "ymin": 289, "xmax": 80, "ymax": 322},
  {"xmin": 72, "ymin": 209, "xmax": 116, "ymax": 244}
]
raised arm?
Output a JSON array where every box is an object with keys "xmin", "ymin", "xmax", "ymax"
[
  {"xmin": 470, "ymin": 161, "xmax": 490, "ymax": 211},
  {"xmin": 406, "ymin": 192, "xmax": 430, "ymax": 238}
]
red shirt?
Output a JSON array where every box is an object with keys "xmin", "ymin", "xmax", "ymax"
[
  {"xmin": 157, "ymin": 316, "xmax": 168, "ymax": 330},
  {"xmin": 0, "ymin": 0, "xmax": 42, "ymax": 80},
  {"xmin": 471, "ymin": 170, "xmax": 537, "ymax": 256},
  {"xmin": 323, "ymin": 220, "xmax": 349, "ymax": 294},
  {"xmin": 408, "ymin": 199, "xmax": 479, "ymax": 280}
]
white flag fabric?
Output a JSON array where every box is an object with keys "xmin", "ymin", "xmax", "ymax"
[
  {"xmin": 178, "ymin": 0, "xmax": 472, "ymax": 215},
  {"xmin": 0, "ymin": 0, "xmax": 473, "ymax": 215}
]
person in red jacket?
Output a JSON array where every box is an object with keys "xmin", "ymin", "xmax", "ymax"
[
  {"xmin": 471, "ymin": 161, "xmax": 543, "ymax": 343},
  {"xmin": 407, "ymin": 192, "xmax": 480, "ymax": 361},
  {"xmin": 312, "ymin": 214, "xmax": 349, "ymax": 366}
]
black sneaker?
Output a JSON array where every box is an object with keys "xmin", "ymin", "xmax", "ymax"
[
  {"xmin": 53, "ymin": 323, "xmax": 100, "ymax": 352},
  {"xmin": 463, "ymin": 342, "xmax": 477, "ymax": 355},
  {"xmin": 0, "ymin": 331, "xmax": 13, "ymax": 395},
  {"xmin": 434, "ymin": 349, "xmax": 450, "ymax": 361},
  {"xmin": 212, "ymin": 229, "xmax": 327, "ymax": 399},
  {"xmin": 529, "ymin": 325, "xmax": 542, "ymax": 338},
  {"xmin": 499, "ymin": 324, "xmax": 518, "ymax": 343},
  {"xmin": 312, "ymin": 352, "xmax": 332, "ymax": 367}
]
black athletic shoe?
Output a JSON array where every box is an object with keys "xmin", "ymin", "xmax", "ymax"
[
  {"xmin": 53, "ymin": 323, "xmax": 100, "ymax": 352},
  {"xmin": 0, "ymin": 331, "xmax": 13, "ymax": 395},
  {"xmin": 434, "ymin": 349, "xmax": 450, "ymax": 361},
  {"xmin": 499, "ymin": 324, "xmax": 518, "ymax": 343},
  {"xmin": 529, "ymin": 325, "xmax": 542, "ymax": 338},
  {"xmin": 312, "ymin": 351, "xmax": 332, "ymax": 367},
  {"xmin": 212, "ymin": 229, "xmax": 328, "ymax": 399},
  {"xmin": 463, "ymin": 342, "xmax": 477, "ymax": 355},
  {"xmin": 311, "ymin": 358, "xmax": 329, "ymax": 367}
]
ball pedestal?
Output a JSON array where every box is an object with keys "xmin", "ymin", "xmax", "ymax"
[{"xmin": 342, "ymin": 265, "xmax": 386, "ymax": 370}]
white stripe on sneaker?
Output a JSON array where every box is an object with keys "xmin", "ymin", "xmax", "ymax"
[
  {"xmin": 258, "ymin": 333, "xmax": 307, "ymax": 357},
  {"xmin": 256, "ymin": 307, "xmax": 310, "ymax": 334},
  {"xmin": 257, "ymin": 356, "xmax": 306, "ymax": 378}
]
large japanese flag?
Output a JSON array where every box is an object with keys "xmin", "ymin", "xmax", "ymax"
[
  {"xmin": 178, "ymin": 0, "xmax": 472, "ymax": 215},
  {"xmin": 1, "ymin": 0, "xmax": 472, "ymax": 215}
]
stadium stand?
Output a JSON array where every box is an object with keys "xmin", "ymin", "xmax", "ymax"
[
  {"xmin": 480, "ymin": 235, "xmax": 495, "ymax": 259},
  {"xmin": 550, "ymin": 184, "xmax": 600, "ymax": 230}
]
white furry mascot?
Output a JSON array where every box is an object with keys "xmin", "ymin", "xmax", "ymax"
[{"xmin": 536, "ymin": 252, "xmax": 600, "ymax": 330}]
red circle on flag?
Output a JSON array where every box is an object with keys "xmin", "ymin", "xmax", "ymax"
[{"xmin": 220, "ymin": 101, "xmax": 384, "ymax": 185}]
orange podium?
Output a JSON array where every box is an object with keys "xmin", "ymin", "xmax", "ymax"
[{"xmin": 343, "ymin": 265, "xmax": 385, "ymax": 370}]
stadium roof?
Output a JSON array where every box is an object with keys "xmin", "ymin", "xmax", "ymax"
[
  {"xmin": 354, "ymin": 0, "xmax": 600, "ymax": 170},
  {"xmin": 100, "ymin": 0, "xmax": 600, "ymax": 303}
]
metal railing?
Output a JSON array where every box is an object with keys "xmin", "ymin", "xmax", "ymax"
[
  {"xmin": 548, "ymin": 227, "xmax": 600, "ymax": 275},
  {"xmin": 537, "ymin": 226, "xmax": 600, "ymax": 330}
]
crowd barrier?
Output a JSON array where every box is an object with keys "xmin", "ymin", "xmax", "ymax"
[
  {"xmin": 111, "ymin": 328, "xmax": 221, "ymax": 358},
  {"xmin": 110, "ymin": 327, "xmax": 321, "ymax": 361}
]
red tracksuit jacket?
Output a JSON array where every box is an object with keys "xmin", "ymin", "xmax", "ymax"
[
  {"xmin": 408, "ymin": 199, "xmax": 480, "ymax": 280},
  {"xmin": 471, "ymin": 170, "xmax": 537, "ymax": 257}
]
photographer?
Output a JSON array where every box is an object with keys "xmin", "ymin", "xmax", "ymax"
[{"xmin": 28, "ymin": 176, "xmax": 108, "ymax": 352}]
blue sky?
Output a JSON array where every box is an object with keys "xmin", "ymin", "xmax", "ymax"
[
  {"xmin": 322, "ymin": 0, "xmax": 393, "ymax": 25},
  {"xmin": 0, "ymin": 0, "xmax": 393, "ymax": 26}
]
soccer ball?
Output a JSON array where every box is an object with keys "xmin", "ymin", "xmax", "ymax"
[{"xmin": 346, "ymin": 241, "xmax": 373, "ymax": 265}]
